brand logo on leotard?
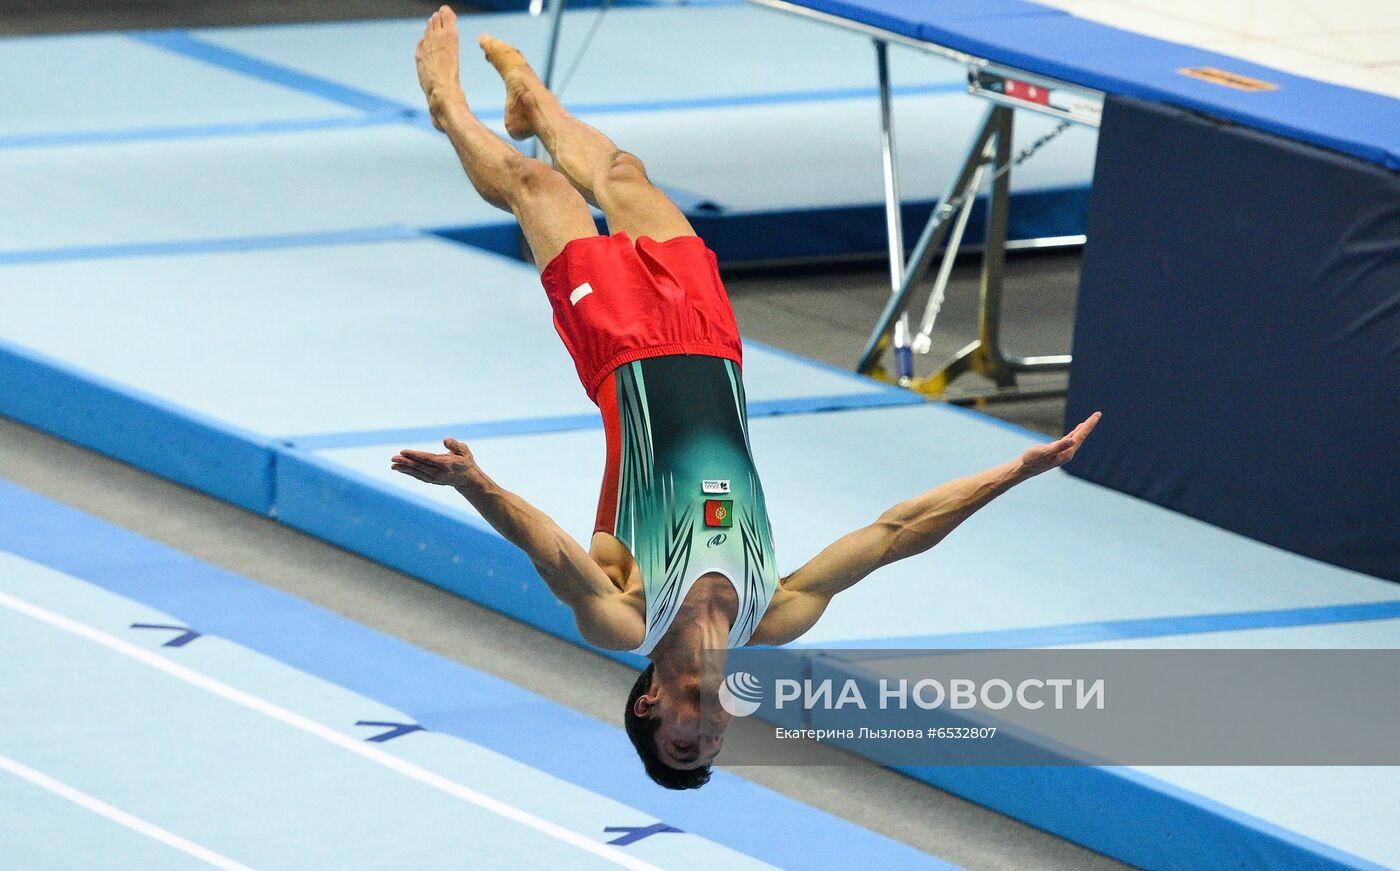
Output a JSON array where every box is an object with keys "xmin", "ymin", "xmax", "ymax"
[
  {"xmin": 706, "ymin": 533, "xmax": 726, "ymax": 548},
  {"xmin": 568, "ymin": 282, "xmax": 594, "ymax": 305},
  {"xmin": 701, "ymin": 479, "xmax": 730, "ymax": 494}
]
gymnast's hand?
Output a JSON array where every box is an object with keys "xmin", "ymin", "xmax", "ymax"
[
  {"xmin": 391, "ymin": 438, "xmax": 480, "ymax": 487},
  {"xmin": 1016, "ymin": 411, "xmax": 1101, "ymax": 478}
]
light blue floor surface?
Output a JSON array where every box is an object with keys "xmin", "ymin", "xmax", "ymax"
[
  {"xmin": 0, "ymin": 478, "xmax": 945, "ymax": 870},
  {"xmin": 0, "ymin": 6, "xmax": 1095, "ymax": 262}
]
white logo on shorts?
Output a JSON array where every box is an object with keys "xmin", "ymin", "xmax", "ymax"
[{"xmin": 569, "ymin": 282, "xmax": 594, "ymax": 305}]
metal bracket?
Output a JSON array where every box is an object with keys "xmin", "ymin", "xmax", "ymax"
[{"xmin": 858, "ymin": 64, "xmax": 1088, "ymax": 399}]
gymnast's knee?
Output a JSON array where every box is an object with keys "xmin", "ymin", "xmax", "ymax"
[
  {"xmin": 598, "ymin": 151, "xmax": 650, "ymax": 194},
  {"xmin": 503, "ymin": 155, "xmax": 570, "ymax": 201}
]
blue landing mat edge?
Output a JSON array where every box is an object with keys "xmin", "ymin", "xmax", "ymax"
[
  {"xmin": 0, "ymin": 225, "xmax": 421, "ymax": 267},
  {"xmin": 0, "ymin": 81, "xmax": 972, "ymax": 154},
  {"xmin": 693, "ymin": 186, "xmax": 1090, "ymax": 263},
  {"xmin": 823, "ymin": 654, "xmax": 1389, "ymax": 871},
  {"xmin": 811, "ymin": 599, "xmax": 1400, "ymax": 652},
  {"xmin": 0, "ymin": 186, "xmax": 1087, "ymax": 267},
  {"xmin": 0, "ymin": 476, "xmax": 950, "ymax": 871},
  {"xmin": 272, "ymin": 446, "xmax": 619, "ymax": 656},
  {"xmin": 0, "ymin": 340, "xmax": 275, "ymax": 515},
  {"xmin": 433, "ymin": 185, "xmax": 1091, "ymax": 264},
  {"xmin": 0, "ymin": 111, "xmax": 408, "ymax": 150},
  {"xmin": 281, "ymin": 390, "xmax": 919, "ymax": 450}
]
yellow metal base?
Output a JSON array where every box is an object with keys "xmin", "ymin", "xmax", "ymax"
[{"xmin": 861, "ymin": 338, "xmax": 1067, "ymax": 404}]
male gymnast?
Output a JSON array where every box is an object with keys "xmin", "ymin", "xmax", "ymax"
[{"xmin": 392, "ymin": 6, "xmax": 1101, "ymax": 790}]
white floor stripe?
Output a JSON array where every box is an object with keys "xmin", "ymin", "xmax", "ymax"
[
  {"xmin": 0, "ymin": 589, "xmax": 662, "ymax": 871},
  {"xmin": 0, "ymin": 752, "xmax": 255, "ymax": 871}
]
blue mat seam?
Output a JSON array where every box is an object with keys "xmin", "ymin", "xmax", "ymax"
[
  {"xmin": 128, "ymin": 29, "xmax": 413, "ymax": 114},
  {"xmin": 0, "ymin": 80, "xmax": 970, "ymax": 152},
  {"xmin": 0, "ymin": 111, "xmax": 408, "ymax": 150},
  {"xmin": 0, "ymin": 225, "xmax": 423, "ymax": 267},
  {"xmin": 283, "ymin": 392, "xmax": 921, "ymax": 450},
  {"xmin": 813, "ymin": 599, "xmax": 1400, "ymax": 652}
]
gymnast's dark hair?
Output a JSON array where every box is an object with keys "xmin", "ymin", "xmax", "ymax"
[{"xmin": 624, "ymin": 664, "xmax": 711, "ymax": 790}]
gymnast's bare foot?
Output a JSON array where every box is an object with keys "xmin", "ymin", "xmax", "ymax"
[
  {"xmin": 415, "ymin": 6, "xmax": 467, "ymax": 130},
  {"xmin": 479, "ymin": 33, "xmax": 546, "ymax": 141}
]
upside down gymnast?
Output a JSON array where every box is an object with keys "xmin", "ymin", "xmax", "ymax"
[{"xmin": 391, "ymin": 5, "xmax": 1101, "ymax": 789}]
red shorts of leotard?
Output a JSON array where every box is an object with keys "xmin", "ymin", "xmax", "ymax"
[{"xmin": 539, "ymin": 232, "xmax": 743, "ymax": 404}]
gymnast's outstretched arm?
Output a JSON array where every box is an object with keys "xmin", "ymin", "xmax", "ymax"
[
  {"xmin": 748, "ymin": 412, "xmax": 1101, "ymax": 646},
  {"xmin": 391, "ymin": 439, "xmax": 644, "ymax": 650}
]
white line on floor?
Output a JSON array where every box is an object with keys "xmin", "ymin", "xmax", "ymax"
[
  {"xmin": 0, "ymin": 589, "xmax": 661, "ymax": 871},
  {"xmin": 0, "ymin": 752, "xmax": 256, "ymax": 871}
]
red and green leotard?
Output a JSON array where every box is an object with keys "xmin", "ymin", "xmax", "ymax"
[{"xmin": 595, "ymin": 355, "xmax": 780, "ymax": 655}]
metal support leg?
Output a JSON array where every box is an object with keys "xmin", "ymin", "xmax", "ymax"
[
  {"xmin": 859, "ymin": 105, "xmax": 1071, "ymax": 397},
  {"xmin": 874, "ymin": 40, "xmax": 904, "ymax": 289},
  {"xmin": 874, "ymin": 40, "xmax": 916, "ymax": 383},
  {"xmin": 541, "ymin": 0, "xmax": 567, "ymax": 89},
  {"xmin": 528, "ymin": 0, "xmax": 568, "ymax": 161},
  {"xmin": 857, "ymin": 106, "xmax": 1000, "ymax": 375},
  {"xmin": 938, "ymin": 105, "xmax": 1017, "ymax": 388},
  {"xmin": 911, "ymin": 153, "xmax": 986, "ymax": 354}
]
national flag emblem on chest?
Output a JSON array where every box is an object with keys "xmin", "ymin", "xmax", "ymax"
[{"xmin": 704, "ymin": 499, "xmax": 733, "ymax": 528}]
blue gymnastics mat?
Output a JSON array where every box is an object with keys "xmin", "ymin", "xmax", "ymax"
[
  {"xmin": 2, "ymin": 217, "xmax": 1397, "ymax": 867},
  {"xmin": 0, "ymin": 96, "xmax": 1091, "ymax": 260},
  {"xmin": 1065, "ymin": 95, "xmax": 1400, "ymax": 585},
  {"xmin": 0, "ymin": 237, "xmax": 915, "ymax": 512},
  {"xmin": 0, "ymin": 7, "xmax": 1095, "ymax": 263},
  {"xmin": 275, "ymin": 402, "xmax": 1400, "ymax": 871},
  {"xmin": 0, "ymin": 33, "xmax": 366, "ymax": 145},
  {"xmin": 0, "ymin": 476, "xmax": 946, "ymax": 870}
]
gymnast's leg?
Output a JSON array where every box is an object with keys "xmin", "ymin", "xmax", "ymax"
[
  {"xmin": 416, "ymin": 6, "xmax": 596, "ymax": 268},
  {"xmin": 478, "ymin": 32, "xmax": 696, "ymax": 244}
]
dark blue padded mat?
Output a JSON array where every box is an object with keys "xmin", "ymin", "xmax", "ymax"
[
  {"xmin": 791, "ymin": 0, "xmax": 1400, "ymax": 169},
  {"xmin": 1065, "ymin": 95, "xmax": 1400, "ymax": 584}
]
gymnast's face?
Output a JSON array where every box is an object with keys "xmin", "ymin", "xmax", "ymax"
[{"xmin": 634, "ymin": 678, "xmax": 730, "ymax": 769}]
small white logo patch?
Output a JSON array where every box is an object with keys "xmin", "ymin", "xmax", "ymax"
[
  {"xmin": 568, "ymin": 282, "xmax": 594, "ymax": 305},
  {"xmin": 702, "ymin": 479, "xmax": 730, "ymax": 494}
]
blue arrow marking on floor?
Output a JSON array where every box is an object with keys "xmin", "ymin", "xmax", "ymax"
[
  {"xmin": 604, "ymin": 824, "xmax": 684, "ymax": 846},
  {"xmin": 354, "ymin": 720, "xmax": 425, "ymax": 743},
  {"xmin": 129, "ymin": 623, "xmax": 201, "ymax": 647}
]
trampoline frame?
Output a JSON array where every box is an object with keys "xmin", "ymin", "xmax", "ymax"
[{"xmin": 752, "ymin": 0, "xmax": 1103, "ymax": 401}]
